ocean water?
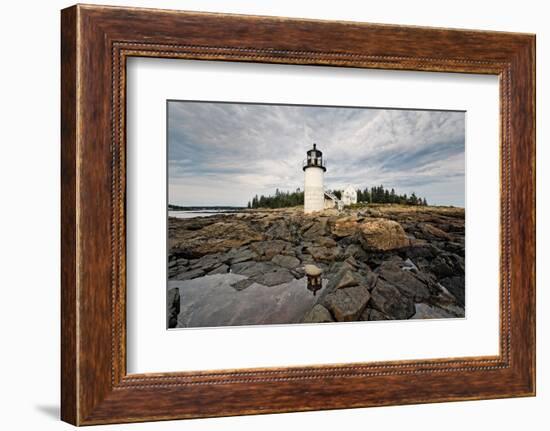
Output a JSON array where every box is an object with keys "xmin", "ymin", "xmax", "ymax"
[{"xmin": 168, "ymin": 210, "xmax": 243, "ymax": 219}]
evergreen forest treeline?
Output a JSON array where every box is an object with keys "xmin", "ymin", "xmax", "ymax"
[{"xmin": 247, "ymin": 185, "xmax": 428, "ymax": 209}]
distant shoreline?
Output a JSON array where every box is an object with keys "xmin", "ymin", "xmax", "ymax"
[
  {"xmin": 168, "ymin": 203, "xmax": 465, "ymax": 212},
  {"xmin": 168, "ymin": 205, "xmax": 246, "ymax": 212}
]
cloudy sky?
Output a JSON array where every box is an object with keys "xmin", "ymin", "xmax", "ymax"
[{"xmin": 168, "ymin": 101, "xmax": 465, "ymax": 207}]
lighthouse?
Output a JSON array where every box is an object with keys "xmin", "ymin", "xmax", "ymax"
[{"xmin": 303, "ymin": 143, "xmax": 326, "ymax": 214}]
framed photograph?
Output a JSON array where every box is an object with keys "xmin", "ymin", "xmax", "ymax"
[{"xmin": 61, "ymin": 4, "xmax": 536, "ymax": 425}]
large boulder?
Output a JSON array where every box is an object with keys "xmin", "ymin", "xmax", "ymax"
[
  {"xmin": 332, "ymin": 216, "xmax": 359, "ymax": 238},
  {"xmin": 359, "ymin": 218, "xmax": 410, "ymax": 251},
  {"xmin": 323, "ymin": 285, "xmax": 371, "ymax": 321},
  {"xmin": 369, "ymin": 279, "xmax": 415, "ymax": 320}
]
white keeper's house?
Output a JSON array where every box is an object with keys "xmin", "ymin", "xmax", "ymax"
[{"xmin": 342, "ymin": 184, "xmax": 358, "ymax": 206}]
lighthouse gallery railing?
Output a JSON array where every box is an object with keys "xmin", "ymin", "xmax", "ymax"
[{"xmin": 302, "ymin": 157, "xmax": 327, "ymax": 169}]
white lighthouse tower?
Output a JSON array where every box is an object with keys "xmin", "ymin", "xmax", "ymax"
[{"xmin": 303, "ymin": 143, "xmax": 326, "ymax": 214}]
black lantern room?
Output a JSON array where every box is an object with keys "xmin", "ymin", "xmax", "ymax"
[{"xmin": 302, "ymin": 143, "xmax": 326, "ymax": 171}]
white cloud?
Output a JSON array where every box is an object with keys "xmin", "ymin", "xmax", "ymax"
[{"xmin": 168, "ymin": 101, "xmax": 465, "ymax": 207}]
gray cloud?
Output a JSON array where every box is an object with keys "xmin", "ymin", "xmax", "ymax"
[{"xmin": 168, "ymin": 101, "xmax": 465, "ymax": 207}]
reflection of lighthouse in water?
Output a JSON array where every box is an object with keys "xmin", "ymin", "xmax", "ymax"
[{"xmin": 303, "ymin": 143, "xmax": 326, "ymax": 214}]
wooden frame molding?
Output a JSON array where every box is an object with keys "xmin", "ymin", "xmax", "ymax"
[{"xmin": 61, "ymin": 4, "xmax": 535, "ymax": 425}]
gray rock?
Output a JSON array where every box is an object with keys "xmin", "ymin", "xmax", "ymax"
[
  {"xmin": 428, "ymin": 255, "xmax": 456, "ymax": 278},
  {"xmin": 323, "ymin": 285, "xmax": 371, "ymax": 321},
  {"xmin": 308, "ymin": 245, "xmax": 342, "ymax": 262},
  {"xmin": 344, "ymin": 244, "xmax": 368, "ymax": 261},
  {"xmin": 230, "ymin": 278, "xmax": 255, "ymax": 291},
  {"xmin": 328, "ymin": 260, "xmax": 356, "ymax": 275},
  {"xmin": 361, "ymin": 308, "xmax": 391, "ymax": 321},
  {"xmin": 376, "ymin": 261, "xmax": 431, "ymax": 302},
  {"xmin": 176, "ymin": 258, "xmax": 189, "ymax": 266},
  {"xmin": 302, "ymin": 219, "xmax": 328, "ymax": 239},
  {"xmin": 343, "ymin": 256, "xmax": 361, "ymax": 270},
  {"xmin": 402, "ymin": 258, "xmax": 419, "ymax": 271},
  {"xmin": 173, "ymin": 268, "xmax": 205, "ymax": 280},
  {"xmin": 437, "ymin": 303, "xmax": 465, "ymax": 317},
  {"xmin": 316, "ymin": 236, "xmax": 338, "ymax": 248},
  {"xmin": 190, "ymin": 253, "xmax": 225, "ymax": 271},
  {"xmin": 369, "ymin": 279, "xmax": 415, "ymax": 320},
  {"xmin": 271, "ymin": 254, "xmax": 300, "ymax": 269},
  {"xmin": 265, "ymin": 220, "xmax": 293, "ymax": 242},
  {"xmin": 418, "ymin": 222, "xmax": 452, "ymax": 240},
  {"xmin": 385, "ymin": 255, "xmax": 405, "ymax": 264},
  {"xmin": 444, "ymin": 241, "xmax": 465, "ymax": 254},
  {"xmin": 231, "ymin": 261, "xmax": 276, "ymax": 277},
  {"xmin": 168, "ymin": 259, "xmax": 189, "ymax": 277},
  {"xmin": 405, "ymin": 244, "xmax": 438, "ymax": 260},
  {"xmin": 302, "ymin": 304, "xmax": 334, "ymax": 323},
  {"xmin": 226, "ymin": 247, "xmax": 255, "ymax": 264},
  {"xmin": 250, "ymin": 240, "xmax": 292, "ymax": 261},
  {"xmin": 412, "ymin": 303, "xmax": 458, "ymax": 319},
  {"xmin": 440, "ymin": 276, "xmax": 465, "ymax": 307},
  {"xmin": 335, "ymin": 270, "xmax": 363, "ymax": 289},
  {"xmin": 364, "ymin": 272, "xmax": 379, "ymax": 291},
  {"xmin": 430, "ymin": 282, "xmax": 460, "ymax": 306},
  {"xmin": 290, "ymin": 266, "xmax": 306, "ymax": 279},
  {"xmin": 324, "ymin": 267, "xmax": 350, "ymax": 292},
  {"xmin": 167, "ymin": 287, "xmax": 180, "ymax": 328},
  {"xmin": 253, "ymin": 268, "xmax": 295, "ymax": 287},
  {"xmin": 208, "ymin": 264, "xmax": 229, "ymax": 275}
]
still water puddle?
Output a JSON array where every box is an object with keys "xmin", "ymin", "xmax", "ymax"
[{"xmin": 168, "ymin": 273, "xmax": 327, "ymax": 328}]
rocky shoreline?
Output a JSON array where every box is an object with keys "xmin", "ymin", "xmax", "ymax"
[{"xmin": 168, "ymin": 204, "xmax": 465, "ymax": 327}]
